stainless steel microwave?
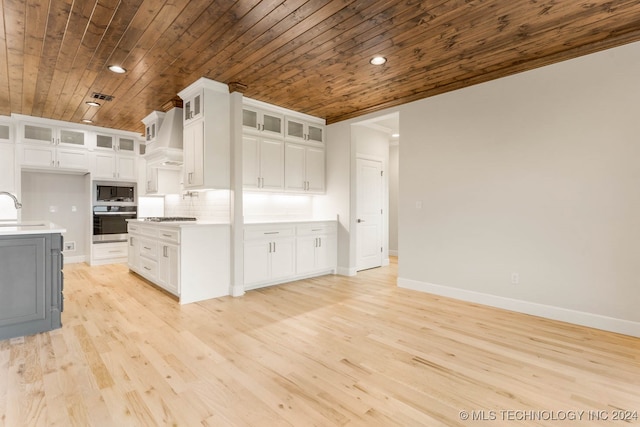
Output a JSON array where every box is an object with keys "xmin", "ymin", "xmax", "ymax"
[{"xmin": 94, "ymin": 182, "xmax": 136, "ymax": 204}]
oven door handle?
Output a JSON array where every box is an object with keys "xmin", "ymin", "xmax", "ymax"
[{"xmin": 93, "ymin": 212, "xmax": 137, "ymax": 216}]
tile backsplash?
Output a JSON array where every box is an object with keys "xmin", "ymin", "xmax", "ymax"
[
  {"xmin": 165, "ymin": 190, "xmax": 230, "ymax": 221},
  {"xmin": 162, "ymin": 190, "xmax": 316, "ymax": 222}
]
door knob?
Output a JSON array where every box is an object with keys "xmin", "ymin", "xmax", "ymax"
[{"xmin": 357, "ymin": 219, "xmax": 365, "ymax": 223}]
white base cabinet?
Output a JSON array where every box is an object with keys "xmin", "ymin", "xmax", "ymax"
[
  {"xmin": 244, "ymin": 221, "xmax": 337, "ymax": 290},
  {"xmin": 128, "ymin": 221, "xmax": 230, "ymax": 303}
]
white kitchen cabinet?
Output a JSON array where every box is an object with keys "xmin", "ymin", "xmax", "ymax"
[
  {"xmin": 128, "ymin": 221, "xmax": 230, "ymax": 303},
  {"xmin": 244, "ymin": 221, "xmax": 337, "ymax": 290},
  {"xmin": 284, "ymin": 143, "xmax": 325, "ymax": 193},
  {"xmin": 296, "ymin": 223, "xmax": 337, "ymax": 275},
  {"xmin": 93, "ymin": 151, "xmax": 137, "ymax": 181},
  {"xmin": 242, "ymin": 106, "xmax": 283, "ymax": 138},
  {"xmin": 0, "ymin": 123, "xmax": 10, "ymax": 143},
  {"xmin": 183, "ymin": 90, "xmax": 203, "ymax": 123},
  {"xmin": 242, "ymin": 135, "xmax": 284, "ymax": 191},
  {"xmin": 285, "ymin": 117, "xmax": 325, "ymax": 144},
  {"xmin": 128, "ymin": 234, "xmax": 140, "ymax": 270},
  {"xmin": 157, "ymin": 243, "xmax": 180, "ymax": 295},
  {"xmin": 145, "ymin": 165, "xmax": 181, "ymax": 195},
  {"xmin": 141, "ymin": 111, "xmax": 165, "ymax": 145},
  {"xmin": 20, "ymin": 122, "xmax": 88, "ymax": 148},
  {"xmin": 95, "ymin": 134, "xmax": 137, "ymax": 154},
  {"xmin": 92, "ymin": 242, "xmax": 128, "ymax": 265},
  {"xmin": 183, "ymin": 120, "xmax": 204, "ymax": 188},
  {"xmin": 178, "ymin": 78, "xmax": 230, "ymax": 190},
  {"xmin": 20, "ymin": 144, "xmax": 90, "ymax": 171},
  {"xmin": 243, "ymin": 230, "xmax": 295, "ymax": 289},
  {"xmin": 0, "ymin": 143, "xmax": 15, "ymax": 192}
]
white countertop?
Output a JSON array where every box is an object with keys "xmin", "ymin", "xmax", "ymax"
[
  {"xmin": 244, "ymin": 218, "xmax": 338, "ymax": 225},
  {"xmin": 0, "ymin": 221, "xmax": 66, "ymax": 236},
  {"xmin": 128, "ymin": 219, "xmax": 230, "ymax": 227}
]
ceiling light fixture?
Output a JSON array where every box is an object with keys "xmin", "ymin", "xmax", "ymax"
[
  {"xmin": 370, "ymin": 56, "xmax": 387, "ymax": 65},
  {"xmin": 391, "ymin": 133, "xmax": 400, "ymax": 138},
  {"xmin": 82, "ymin": 119, "xmax": 93, "ymax": 123},
  {"xmin": 108, "ymin": 65, "xmax": 126, "ymax": 74},
  {"xmin": 86, "ymin": 101, "xmax": 101, "ymax": 107}
]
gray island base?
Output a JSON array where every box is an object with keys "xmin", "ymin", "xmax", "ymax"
[{"xmin": 0, "ymin": 222, "xmax": 65, "ymax": 341}]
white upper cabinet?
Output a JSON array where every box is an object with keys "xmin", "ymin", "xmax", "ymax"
[
  {"xmin": 141, "ymin": 111, "xmax": 165, "ymax": 145},
  {"xmin": 242, "ymin": 135, "xmax": 284, "ymax": 191},
  {"xmin": 21, "ymin": 122, "xmax": 88, "ymax": 148},
  {"xmin": 284, "ymin": 143, "xmax": 325, "ymax": 193},
  {"xmin": 0, "ymin": 123, "xmax": 10, "ymax": 143},
  {"xmin": 93, "ymin": 133, "xmax": 138, "ymax": 181},
  {"xmin": 183, "ymin": 90, "xmax": 203, "ymax": 123},
  {"xmin": 242, "ymin": 106, "xmax": 284, "ymax": 138},
  {"xmin": 178, "ymin": 77, "xmax": 230, "ymax": 190},
  {"xmin": 285, "ymin": 117, "xmax": 325, "ymax": 144}
]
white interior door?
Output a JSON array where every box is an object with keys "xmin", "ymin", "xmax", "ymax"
[{"xmin": 356, "ymin": 158, "xmax": 383, "ymax": 271}]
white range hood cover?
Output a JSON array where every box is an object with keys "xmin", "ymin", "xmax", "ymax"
[{"xmin": 144, "ymin": 107, "xmax": 183, "ymax": 166}]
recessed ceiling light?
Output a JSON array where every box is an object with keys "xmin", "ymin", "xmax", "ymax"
[
  {"xmin": 82, "ymin": 119, "xmax": 93, "ymax": 123},
  {"xmin": 86, "ymin": 101, "xmax": 101, "ymax": 107},
  {"xmin": 392, "ymin": 133, "xmax": 400, "ymax": 138},
  {"xmin": 370, "ymin": 56, "xmax": 387, "ymax": 65},
  {"xmin": 108, "ymin": 65, "xmax": 126, "ymax": 74}
]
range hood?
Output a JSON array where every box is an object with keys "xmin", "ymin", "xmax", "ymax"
[{"xmin": 144, "ymin": 107, "xmax": 183, "ymax": 167}]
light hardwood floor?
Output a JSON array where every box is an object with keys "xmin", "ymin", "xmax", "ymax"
[{"xmin": 1, "ymin": 259, "xmax": 639, "ymax": 426}]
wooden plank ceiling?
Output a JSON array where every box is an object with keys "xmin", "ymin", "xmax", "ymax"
[{"xmin": 2, "ymin": 0, "xmax": 640, "ymax": 134}]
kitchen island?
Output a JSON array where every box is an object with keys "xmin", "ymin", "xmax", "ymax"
[
  {"xmin": 127, "ymin": 220, "xmax": 230, "ymax": 304},
  {"xmin": 0, "ymin": 221, "xmax": 65, "ymax": 341}
]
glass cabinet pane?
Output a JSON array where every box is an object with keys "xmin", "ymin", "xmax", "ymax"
[
  {"xmin": 194, "ymin": 94, "xmax": 201, "ymax": 117},
  {"xmin": 263, "ymin": 114, "xmax": 282, "ymax": 134},
  {"xmin": 308, "ymin": 125, "xmax": 323, "ymax": 143},
  {"xmin": 24, "ymin": 125, "xmax": 53, "ymax": 143},
  {"xmin": 96, "ymin": 134, "xmax": 114, "ymax": 149},
  {"xmin": 287, "ymin": 120, "xmax": 304, "ymax": 139},
  {"xmin": 119, "ymin": 138, "xmax": 135, "ymax": 152},
  {"xmin": 0, "ymin": 125, "xmax": 9, "ymax": 140},
  {"xmin": 59, "ymin": 129, "xmax": 85, "ymax": 146},
  {"xmin": 243, "ymin": 109, "xmax": 258, "ymax": 129}
]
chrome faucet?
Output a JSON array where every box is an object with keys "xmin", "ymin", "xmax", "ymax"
[{"xmin": 0, "ymin": 191, "xmax": 22, "ymax": 209}]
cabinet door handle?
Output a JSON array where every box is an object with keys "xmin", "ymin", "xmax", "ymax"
[
  {"xmin": 144, "ymin": 246, "xmax": 151, "ymax": 250},
  {"xmin": 162, "ymin": 233, "xmax": 172, "ymax": 238},
  {"xmin": 163, "ymin": 246, "xmax": 168, "ymax": 257},
  {"xmin": 318, "ymin": 238, "xmax": 321, "ymax": 247},
  {"xmin": 57, "ymin": 161, "xmax": 60, "ymax": 167},
  {"xmin": 264, "ymin": 232, "xmax": 279, "ymax": 235},
  {"xmin": 129, "ymin": 237, "xmax": 134, "ymax": 246},
  {"xmin": 144, "ymin": 266, "xmax": 151, "ymax": 271},
  {"xmin": 261, "ymin": 177, "xmax": 264, "ymax": 188},
  {"xmin": 273, "ymin": 242, "xmax": 276, "ymax": 252},
  {"xmin": 268, "ymin": 242, "xmax": 272, "ymax": 253}
]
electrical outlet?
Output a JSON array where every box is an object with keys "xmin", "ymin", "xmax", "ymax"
[
  {"xmin": 64, "ymin": 241, "xmax": 76, "ymax": 252},
  {"xmin": 511, "ymin": 272, "xmax": 519, "ymax": 285}
]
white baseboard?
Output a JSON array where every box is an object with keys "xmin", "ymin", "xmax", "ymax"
[
  {"xmin": 337, "ymin": 266, "xmax": 357, "ymax": 276},
  {"xmin": 397, "ymin": 277, "xmax": 640, "ymax": 338},
  {"xmin": 63, "ymin": 255, "xmax": 86, "ymax": 265},
  {"xmin": 389, "ymin": 250, "xmax": 398, "ymax": 257}
]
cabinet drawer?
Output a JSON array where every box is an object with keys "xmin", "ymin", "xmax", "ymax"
[
  {"xmin": 93, "ymin": 242, "xmax": 128, "ymax": 260},
  {"xmin": 296, "ymin": 223, "xmax": 336, "ymax": 236},
  {"xmin": 139, "ymin": 257, "xmax": 158, "ymax": 278},
  {"xmin": 244, "ymin": 226, "xmax": 295, "ymax": 240},
  {"xmin": 128, "ymin": 223, "xmax": 140, "ymax": 234},
  {"xmin": 157, "ymin": 228, "xmax": 180, "ymax": 244},
  {"xmin": 138, "ymin": 225, "xmax": 159, "ymax": 238},
  {"xmin": 139, "ymin": 239, "xmax": 158, "ymax": 260}
]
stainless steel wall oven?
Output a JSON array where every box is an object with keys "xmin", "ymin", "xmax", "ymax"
[{"xmin": 93, "ymin": 182, "xmax": 137, "ymax": 243}]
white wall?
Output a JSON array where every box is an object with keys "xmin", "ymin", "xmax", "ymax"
[
  {"xmin": 396, "ymin": 41, "xmax": 640, "ymax": 336},
  {"xmin": 389, "ymin": 144, "xmax": 399, "ymax": 256},
  {"xmin": 20, "ymin": 171, "xmax": 90, "ymax": 261}
]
